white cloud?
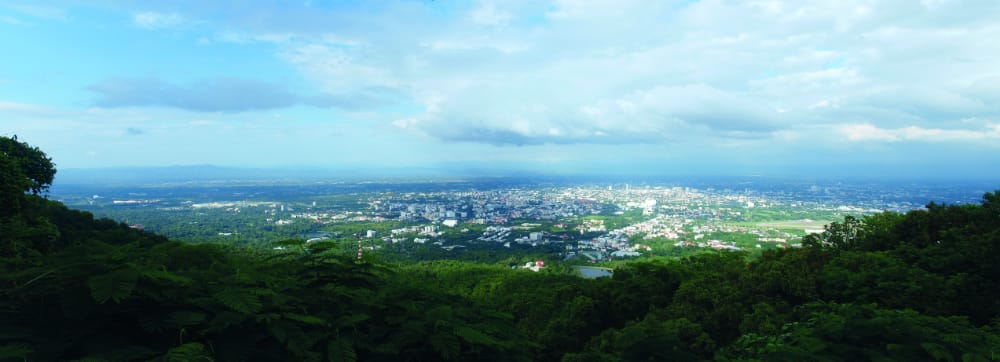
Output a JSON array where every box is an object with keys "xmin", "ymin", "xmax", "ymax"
[
  {"xmin": 0, "ymin": 101, "xmax": 45, "ymax": 112},
  {"xmin": 280, "ymin": 44, "xmax": 392, "ymax": 92},
  {"xmin": 392, "ymin": 118, "xmax": 419, "ymax": 129},
  {"xmin": 839, "ymin": 123, "xmax": 902, "ymax": 142},
  {"xmin": 247, "ymin": 1, "xmax": 998, "ymax": 146},
  {"xmin": 838, "ymin": 123, "xmax": 1000, "ymax": 142},
  {"xmin": 0, "ymin": 15, "xmax": 22, "ymax": 25},
  {"xmin": 13, "ymin": 0, "xmax": 1000, "ymax": 171},
  {"xmin": 133, "ymin": 11, "xmax": 184, "ymax": 29},
  {"xmin": 469, "ymin": 2, "xmax": 512, "ymax": 26},
  {"xmin": 99, "ymin": 1, "xmax": 1000, "ymax": 148},
  {"xmin": 6, "ymin": 4, "xmax": 65, "ymax": 20}
]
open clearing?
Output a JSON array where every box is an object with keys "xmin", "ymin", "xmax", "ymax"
[{"xmin": 756, "ymin": 219, "xmax": 832, "ymax": 231}]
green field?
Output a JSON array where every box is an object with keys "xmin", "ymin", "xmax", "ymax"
[{"xmin": 756, "ymin": 219, "xmax": 831, "ymax": 231}]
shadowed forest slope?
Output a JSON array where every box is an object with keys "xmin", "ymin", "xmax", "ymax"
[{"xmin": 2, "ymin": 136, "xmax": 998, "ymax": 361}]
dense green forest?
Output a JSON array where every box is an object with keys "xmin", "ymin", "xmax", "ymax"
[{"xmin": 2, "ymin": 136, "xmax": 999, "ymax": 361}]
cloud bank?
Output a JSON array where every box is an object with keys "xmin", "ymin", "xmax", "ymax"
[
  {"xmin": 88, "ymin": 77, "xmax": 301, "ymax": 112},
  {"xmin": 188, "ymin": 0, "xmax": 1000, "ymax": 146},
  {"xmin": 8, "ymin": 0, "xmax": 993, "ymax": 173}
]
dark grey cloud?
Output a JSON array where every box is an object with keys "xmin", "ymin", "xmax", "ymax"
[
  {"xmin": 89, "ymin": 77, "xmax": 299, "ymax": 112},
  {"xmin": 437, "ymin": 126, "xmax": 546, "ymax": 146},
  {"xmin": 398, "ymin": 83, "xmax": 779, "ymax": 147},
  {"xmin": 628, "ymin": 85, "xmax": 782, "ymax": 133},
  {"xmin": 853, "ymin": 87, "xmax": 992, "ymax": 125},
  {"xmin": 413, "ymin": 116, "xmax": 678, "ymax": 147}
]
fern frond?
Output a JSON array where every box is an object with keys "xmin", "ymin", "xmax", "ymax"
[
  {"xmin": 162, "ymin": 342, "xmax": 212, "ymax": 362},
  {"xmin": 213, "ymin": 288, "xmax": 263, "ymax": 314},
  {"xmin": 87, "ymin": 269, "xmax": 138, "ymax": 304},
  {"xmin": 327, "ymin": 339, "xmax": 357, "ymax": 362}
]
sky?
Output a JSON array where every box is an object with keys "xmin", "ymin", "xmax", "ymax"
[{"xmin": 2, "ymin": 0, "xmax": 1000, "ymax": 179}]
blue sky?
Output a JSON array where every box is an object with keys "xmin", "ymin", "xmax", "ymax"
[{"xmin": 2, "ymin": 1, "xmax": 1000, "ymax": 179}]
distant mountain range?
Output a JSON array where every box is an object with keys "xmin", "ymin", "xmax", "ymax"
[
  {"xmin": 54, "ymin": 161, "xmax": 1000, "ymax": 188},
  {"xmin": 54, "ymin": 165, "xmax": 456, "ymax": 186}
]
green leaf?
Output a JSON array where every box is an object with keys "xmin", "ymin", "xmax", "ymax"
[
  {"xmin": 961, "ymin": 352, "xmax": 990, "ymax": 362},
  {"xmin": 321, "ymin": 284, "xmax": 362, "ymax": 299},
  {"xmin": 163, "ymin": 342, "xmax": 212, "ymax": 362},
  {"xmin": 327, "ymin": 340, "xmax": 357, "ymax": 362},
  {"xmin": 251, "ymin": 288, "xmax": 277, "ymax": 297},
  {"xmin": 87, "ymin": 269, "xmax": 139, "ymax": 304},
  {"xmin": 456, "ymin": 326, "xmax": 496, "ymax": 346},
  {"xmin": 920, "ymin": 342, "xmax": 953, "ymax": 361},
  {"xmin": 425, "ymin": 306, "xmax": 453, "ymax": 323},
  {"xmin": 141, "ymin": 269, "xmax": 193, "ymax": 286},
  {"xmin": 214, "ymin": 288, "xmax": 263, "ymax": 314},
  {"xmin": 429, "ymin": 333, "xmax": 460, "ymax": 360},
  {"xmin": 284, "ymin": 313, "xmax": 328, "ymax": 326},
  {"xmin": 336, "ymin": 313, "xmax": 370, "ymax": 327}
]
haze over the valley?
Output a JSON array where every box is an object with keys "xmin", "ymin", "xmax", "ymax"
[{"xmin": 2, "ymin": 1, "xmax": 1000, "ymax": 179}]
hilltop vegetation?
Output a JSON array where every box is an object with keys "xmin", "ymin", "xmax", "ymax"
[{"xmin": 2, "ymin": 136, "xmax": 999, "ymax": 361}]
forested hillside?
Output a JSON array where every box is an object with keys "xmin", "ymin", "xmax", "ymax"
[{"xmin": 2, "ymin": 136, "xmax": 998, "ymax": 361}]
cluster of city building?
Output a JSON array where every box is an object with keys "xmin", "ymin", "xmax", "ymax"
[
  {"xmin": 97, "ymin": 182, "xmax": 927, "ymax": 259},
  {"xmin": 316, "ymin": 185, "xmax": 818, "ymax": 258}
]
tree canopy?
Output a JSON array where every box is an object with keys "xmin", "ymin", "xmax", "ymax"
[
  {"xmin": 0, "ymin": 135, "xmax": 55, "ymax": 196},
  {"xmin": 1, "ymin": 137, "xmax": 998, "ymax": 361}
]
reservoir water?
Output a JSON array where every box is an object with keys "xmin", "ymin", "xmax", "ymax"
[{"xmin": 575, "ymin": 266, "xmax": 613, "ymax": 279}]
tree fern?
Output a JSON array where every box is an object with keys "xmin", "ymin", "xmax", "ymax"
[
  {"xmin": 284, "ymin": 313, "xmax": 328, "ymax": 326},
  {"xmin": 87, "ymin": 268, "xmax": 138, "ymax": 304},
  {"xmin": 335, "ymin": 313, "xmax": 371, "ymax": 328},
  {"xmin": 160, "ymin": 342, "xmax": 212, "ymax": 362},
  {"xmin": 140, "ymin": 269, "xmax": 193, "ymax": 286},
  {"xmin": 429, "ymin": 333, "xmax": 460, "ymax": 360},
  {"xmin": 455, "ymin": 326, "xmax": 497, "ymax": 346},
  {"xmin": 213, "ymin": 288, "xmax": 263, "ymax": 314},
  {"xmin": 327, "ymin": 339, "xmax": 357, "ymax": 362}
]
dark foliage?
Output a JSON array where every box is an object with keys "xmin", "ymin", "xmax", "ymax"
[{"xmin": 1, "ymin": 136, "xmax": 998, "ymax": 361}]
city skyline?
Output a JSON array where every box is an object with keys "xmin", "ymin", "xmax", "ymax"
[{"xmin": 2, "ymin": 1, "xmax": 1000, "ymax": 179}]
